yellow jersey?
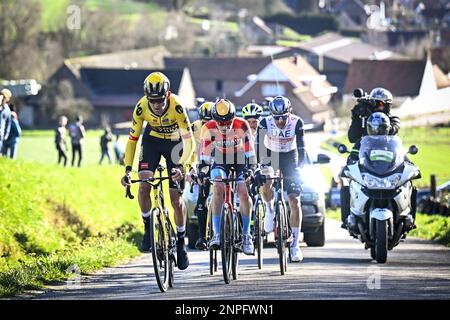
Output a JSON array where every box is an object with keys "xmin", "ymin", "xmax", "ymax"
[{"xmin": 124, "ymin": 93, "xmax": 195, "ymax": 168}]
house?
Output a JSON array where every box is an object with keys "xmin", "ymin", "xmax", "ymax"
[
  {"xmin": 233, "ymin": 56, "xmax": 337, "ymax": 125},
  {"xmin": 38, "ymin": 66, "xmax": 194, "ymax": 127},
  {"xmin": 343, "ymin": 57, "xmax": 449, "ymax": 108},
  {"xmin": 275, "ymin": 32, "xmax": 403, "ymax": 94},
  {"xmin": 164, "ymin": 57, "xmax": 271, "ymax": 103}
]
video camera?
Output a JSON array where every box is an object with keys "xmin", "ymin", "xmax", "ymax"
[{"xmin": 352, "ymin": 88, "xmax": 374, "ymax": 117}]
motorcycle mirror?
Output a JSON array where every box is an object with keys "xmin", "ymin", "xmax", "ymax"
[
  {"xmin": 408, "ymin": 145, "xmax": 418, "ymax": 155},
  {"xmin": 315, "ymin": 153, "xmax": 331, "ymax": 164},
  {"xmin": 353, "ymin": 88, "xmax": 364, "ymax": 98},
  {"xmin": 337, "ymin": 144, "xmax": 348, "ymax": 154}
]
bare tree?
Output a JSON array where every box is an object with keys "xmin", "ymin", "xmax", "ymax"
[{"xmin": 0, "ymin": 0, "xmax": 41, "ymax": 79}]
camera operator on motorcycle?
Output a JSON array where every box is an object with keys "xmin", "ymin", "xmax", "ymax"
[{"xmin": 341, "ymin": 87, "xmax": 400, "ymax": 228}]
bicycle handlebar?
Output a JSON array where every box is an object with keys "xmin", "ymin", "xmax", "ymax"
[{"xmin": 125, "ymin": 174, "xmax": 182, "ymax": 199}]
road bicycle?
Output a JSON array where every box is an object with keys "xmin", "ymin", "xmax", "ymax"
[{"xmin": 126, "ymin": 164, "xmax": 181, "ymax": 292}]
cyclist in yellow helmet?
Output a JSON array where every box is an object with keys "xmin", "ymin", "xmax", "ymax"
[{"xmin": 120, "ymin": 71, "xmax": 195, "ymax": 270}]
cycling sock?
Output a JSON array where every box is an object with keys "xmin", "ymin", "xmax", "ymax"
[
  {"xmin": 176, "ymin": 225, "xmax": 186, "ymax": 233},
  {"xmin": 292, "ymin": 227, "xmax": 300, "ymax": 247},
  {"xmin": 142, "ymin": 212, "xmax": 150, "ymax": 219},
  {"xmin": 213, "ymin": 214, "xmax": 221, "ymax": 235},
  {"xmin": 242, "ymin": 214, "xmax": 251, "ymax": 236}
]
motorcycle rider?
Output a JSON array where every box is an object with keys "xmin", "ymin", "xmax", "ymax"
[{"xmin": 341, "ymin": 87, "xmax": 401, "ymax": 228}]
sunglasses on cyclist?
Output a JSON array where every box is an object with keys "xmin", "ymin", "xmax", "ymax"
[
  {"xmin": 273, "ymin": 114, "xmax": 288, "ymax": 121},
  {"xmin": 148, "ymin": 97, "xmax": 166, "ymax": 104},
  {"xmin": 216, "ymin": 120, "xmax": 233, "ymax": 127}
]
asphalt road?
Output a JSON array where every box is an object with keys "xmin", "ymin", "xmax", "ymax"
[{"xmin": 31, "ymin": 219, "xmax": 450, "ymax": 300}]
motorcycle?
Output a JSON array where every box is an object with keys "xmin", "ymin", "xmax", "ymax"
[{"xmin": 337, "ymin": 135, "xmax": 421, "ymax": 263}]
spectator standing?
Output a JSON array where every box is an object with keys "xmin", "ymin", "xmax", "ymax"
[
  {"xmin": 99, "ymin": 127, "xmax": 113, "ymax": 165},
  {"xmin": 69, "ymin": 115, "xmax": 86, "ymax": 167},
  {"xmin": 2, "ymin": 105, "xmax": 22, "ymax": 159},
  {"xmin": 55, "ymin": 115, "xmax": 68, "ymax": 166},
  {"xmin": 0, "ymin": 89, "xmax": 12, "ymax": 154},
  {"xmin": 113, "ymin": 134, "xmax": 125, "ymax": 165}
]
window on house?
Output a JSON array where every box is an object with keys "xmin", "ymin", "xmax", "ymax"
[
  {"xmin": 216, "ymin": 80, "xmax": 223, "ymax": 92},
  {"xmin": 262, "ymin": 83, "xmax": 285, "ymax": 96}
]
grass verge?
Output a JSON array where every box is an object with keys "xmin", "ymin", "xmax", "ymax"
[{"xmin": 0, "ymin": 157, "xmax": 145, "ymax": 297}]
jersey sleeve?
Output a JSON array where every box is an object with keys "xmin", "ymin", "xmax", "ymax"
[
  {"xmin": 199, "ymin": 122, "xmax": 212, "ymax": 166},
  {"xmin": 175, "ymin": 104, "xmax": 195, "ymax": 168},
  {"xmin": 124, "ymin": 100, "xmax": 145, "ymax": 168}
]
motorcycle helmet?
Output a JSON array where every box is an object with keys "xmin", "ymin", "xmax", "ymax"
[{"xmin": 367, "ymin": 112, "xmax": 391, "ymax": 135}]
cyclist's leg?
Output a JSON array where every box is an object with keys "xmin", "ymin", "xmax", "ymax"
[
  {"xmin": 261, "ymin": 164, "xmax": 275, "ymax": 233},
  {"xmin": 138, "ymin": 135, "xmax": 161, "ymax": 252},
  {"xmin": 236, "ymin": 165, "xmax": 254, "ymax": 254},
  {"xmin": 210, "ymin": 164, "xmax": 227, "ymax": 246},
  {"xmin": 281, "ymin": 151, "xmax": 304, "ymax": 261},
  {"xmin": 195, "ymin": 182, "xmax": 210, "ymax": 249},
  {"xmin": 162, "ymin": 138, "xmax": 191, "ymax": 269}
]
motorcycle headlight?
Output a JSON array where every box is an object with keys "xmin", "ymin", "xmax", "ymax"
[{"xmin": 362, "ymin": 173, "xmax": 401, "ymax": 189}]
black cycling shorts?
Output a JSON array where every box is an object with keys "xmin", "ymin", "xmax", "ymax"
[
  {"xmin": 138, "ymin": 127, "xmax": 185, "ymax": 190},
  {"xmin": 266, "ymin": 150, "xmax": 302, "ymax": 196}
]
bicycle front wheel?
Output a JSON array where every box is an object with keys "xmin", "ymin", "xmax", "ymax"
[
  {"xmin": 150, "ymin": 208, "xmax": 169, "ymax": 292},
  {"xmin": 232, "ymin": 211, "xmax": 242, "ymax": 281},
  {"xmin": 220, "ymin": 205, "xmax": 233, "ymax": 284},
  {"xmin": 254, "ymin": 198, "xmax": 265, "ymax": 270},
  {"xmin": 275, "ymin": 201, "xmax": 287, "ymax": 275}
]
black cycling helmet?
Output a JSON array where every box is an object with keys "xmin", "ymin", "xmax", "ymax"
[
  {"xmin": 268, "ymin": 96, "xmax": 291, "ymax": 115},
  {"xmin": 367, "ymin": 112, "xmax": 391, "ymax": 135},
  {"xmin": 199, "ymin": 101, "xmax": 214, "ymax": 121}
]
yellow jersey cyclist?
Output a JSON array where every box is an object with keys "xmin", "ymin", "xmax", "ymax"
[
  {"xmin": 120, "ymin": 72, "xmax": 195, "ymax": 270},
  {"xmin": 186, "ymin": 101, "xmax": 214, "ymax": 250}
]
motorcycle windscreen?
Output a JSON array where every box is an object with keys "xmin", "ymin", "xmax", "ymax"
[{"xmin": 359, "ymin": 136, "xmax": 405, "ymax": 175}]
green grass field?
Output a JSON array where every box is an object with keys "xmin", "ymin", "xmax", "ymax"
[
  {"xmin": 39, "ymin": 0, "xmax": 165, "ymax": 31},
  {"xmin": 0, "ymin": 129, "xmax": 177, "ymax": 297}
]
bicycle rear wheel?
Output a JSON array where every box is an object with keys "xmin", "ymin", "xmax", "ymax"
[
  {"xmin": 275, "ymin": 201, "xmax": 287, "ymax": 275},
  {"xmin": 150, "ymin": 208, "xmax": 169, "ymax": 292},
  {"xmin": 254, "ymin": 198, "xmax": 265, "ymax": 270},
  {"xmin": 220, "ymin": 205, "xmax": 233, "ymax": 284}
]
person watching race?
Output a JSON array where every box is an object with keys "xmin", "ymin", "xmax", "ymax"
[
  {"xmin": 198, "ymin": 99, "xmax": 257, "ymax": 255},
  {"xmin": 254, "ymin": 96, "xmax": 307, "ymax": 262},
  {"xmin": 120, "ymin": 72, "xmax": 195, "ymax": 271}
]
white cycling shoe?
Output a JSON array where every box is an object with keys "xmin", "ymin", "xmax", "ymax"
[
  {"xmin": 243, "ymin": 234, "xmax": 254, "ymax": 255},
  {"xmin": 209, "ymin": 234, "xmax": 220, "ymax": 250},
  {"xmin": 291, "ymin": 245, "xmax": 304, "ymax": 262}
]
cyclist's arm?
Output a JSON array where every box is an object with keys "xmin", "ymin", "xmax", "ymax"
[
  {"xmin": 295, "ymin": 118, "xmax": 306, "ymax": 166},
  {"xmin": 124, "ymin": 103, "xmax": 144, "ymax": 170},
  {"xmin": 242, "ymin": 120, "xmax": 257, "ymax": 167},
  {"xmin": 177, "ymin": 106, "xmax": 195, "ymax": 169},
  {"xmin": 198, "ymin": 123, "xmax": 212, "ymax": 172}
]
